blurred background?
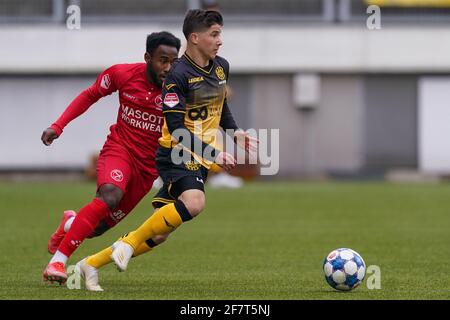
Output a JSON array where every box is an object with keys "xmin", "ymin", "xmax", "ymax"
[{"xmin": 1, "ymin": 0, "xmax": 450, "ymax": 181}]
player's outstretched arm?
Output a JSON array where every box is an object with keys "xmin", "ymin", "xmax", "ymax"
[
  {"xmin": 42, "ymin": 65, "xmax": 121, "ymax": 146},
  {"xmin": 219, "ymin": 99, "xmax": 259, "ymax": 154},
  {"xmin": 40, "ymin": 88, "xmax": 99, "ymax": 146}
]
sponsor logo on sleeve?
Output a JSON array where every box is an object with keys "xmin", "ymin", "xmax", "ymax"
[
  {"xmin": 163, "ymin": 93, "xmax": 180, "ymax": 108},
  {"xmin": 101, "ymin": 74, "xmax": 111, "ymax": 89}
]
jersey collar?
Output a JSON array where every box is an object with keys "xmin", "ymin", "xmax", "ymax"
[{"xmin": 184, "ymin": 54, "xmax": 214, "ymax": 75}]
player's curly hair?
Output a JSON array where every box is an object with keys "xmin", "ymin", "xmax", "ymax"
[
  {"xmin": 146, "ymin": 31, "xmax": 181, "ymax": 55},
  {"xmin": 183, "ymin": 9, "xmax": 223, "ymax": 40}
]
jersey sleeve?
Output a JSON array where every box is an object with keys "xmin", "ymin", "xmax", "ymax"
[
  {"xmin": 50, "ymin": 65, "xmax": 124, "ymax": 136},
  {"xmin": 223, "ymin": 58, "xmax": 230, "ymax": 79},
  {"xmin": 216, "ymin": 56, "xmax": 230, "ymax": 78},
  {"xmin": 218, "ymin": 58, "xmax": 239, "ymax": 131},
  {"xmin": 89, "ymin": 64, "xmax": 124, "ymax": 98},
  {"xmin": 219, "ymin": 99, "xmax": 239, "ymax": 131}
]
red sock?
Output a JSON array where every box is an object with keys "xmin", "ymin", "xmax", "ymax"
[{"xmin": 57, "ymin": 198, "xmax": 110, "ymax": 258}]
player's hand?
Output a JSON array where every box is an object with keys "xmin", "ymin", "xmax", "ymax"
[
  {"xmin": 215, "ymin": 151, "xmax": 236, "ymax": 171},
  {"xmin": 41, "ymin": 127, "xmax": 59, "ymax": 146},
  {"xmin": 234, "ymin": 130, "xmax": 259, "ymax": 154}
]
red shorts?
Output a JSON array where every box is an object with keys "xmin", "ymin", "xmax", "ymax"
[{"xmin": 96, "ymin": 142, "xmax": 157, "ymax": 227}]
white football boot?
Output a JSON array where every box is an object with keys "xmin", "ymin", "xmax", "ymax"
[
  {"xmin": 75, "ymin": 258, "xmax": 104, "ymax": 292},
  {"xmin": 111, "ymin": 241, "xmax": 134, "ymax": 272}
]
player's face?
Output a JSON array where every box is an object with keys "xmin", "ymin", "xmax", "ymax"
[
  {"xmin": 145, "ymin": 45, "xmax": 179, "ymax": 87},
  {"xmin": 196, "ymin": 24, "xmax": 222, "ymax": 60}
]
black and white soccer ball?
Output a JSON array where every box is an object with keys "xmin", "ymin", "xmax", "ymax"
[{"xmin": 323, "ymin": 248, "xmax": 366, "ymax": 291}]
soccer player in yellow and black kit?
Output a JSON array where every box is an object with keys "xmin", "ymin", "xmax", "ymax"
[{"xmin": 76, "ymin": 9, "xmax": 257, "ymax": 290}]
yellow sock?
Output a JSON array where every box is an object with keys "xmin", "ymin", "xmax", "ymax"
[
  {"xmin": 133, "ymin": 242, "xmax": 152, "ymax": 257},
  {"xmin": 122, "ymin": 203, "xmax": 184, "ymax": 250},
  {"xmin": 86, "ymin": 247, "xmax": 113, "ymax": 269},
  {"xmin": 86, "ymin": 233, "xmax": 155, "ymax": 268}
]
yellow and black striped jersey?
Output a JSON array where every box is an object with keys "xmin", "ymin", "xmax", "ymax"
[{"xmin": 160, "ymin": 54, "xmax": 237, "ymax": 168}]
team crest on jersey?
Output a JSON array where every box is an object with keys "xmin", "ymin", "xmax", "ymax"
[
  {"xmin": 154, "ymin": 94, "xmax": 163, "ymax": 109},
  {"xmin": 164, "ymin": 93, "xmax": 179, "ymax": 108},
  {"xmin": 185, "ymin": 160, "xmax": 201, "ymax": 171},
  {"xmin": 215, "ymin": 66, "xmax": 226, "ymax": 81},
  {"xmin": 110, "ymin": 169, "xmax": 123, "ymax": 182},
  {"xmin": 101, "ymin": 74, "xmax": 111, "ymax": 89}
]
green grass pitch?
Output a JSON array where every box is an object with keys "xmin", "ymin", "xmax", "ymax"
[{"xmin": 1, "ymin": 180, "xmax": 450, "ymax": 299}]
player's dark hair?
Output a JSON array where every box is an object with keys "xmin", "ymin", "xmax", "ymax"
[
  {"xmin": 183, "ymin": 9, "xmax": 223, "ymax": 40},
  {"xmin": 146, "ymin": 31, "xmax": 181, "ymax": 55}
]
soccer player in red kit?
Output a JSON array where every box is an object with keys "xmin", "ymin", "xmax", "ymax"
[{"xmin": 41, "ymin": 31, "xmax": 180, "ymax": 284}]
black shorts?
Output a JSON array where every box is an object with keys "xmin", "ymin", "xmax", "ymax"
[{"xmin": 152, "ymin": 146, "xmax": 209, "ymax": 208}]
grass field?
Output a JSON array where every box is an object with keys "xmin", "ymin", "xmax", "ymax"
[{"xmin": 1, "ymin": 180, "xmax": 450, "ymax": 300}]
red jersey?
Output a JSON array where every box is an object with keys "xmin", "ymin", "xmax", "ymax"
[{"xmin": 51, "ymin": 63, "xmax": 163, "ymax": 175}]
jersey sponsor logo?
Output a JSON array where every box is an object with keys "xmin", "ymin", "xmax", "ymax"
[
  {"xmin": 101, "ymin": 74, "xmax": 111, "ymax": 89},
  {"xmin": 215, "ymin": 66, "xmax": 226, "ymax": 81},
  {"xmin": 219, "ymin": 80, "xmax": 227, "ymax": 85},
  {"xmin": 188, "ymin": 106, "xmax": 208, "ymax": 121},
  {"xmin": 165, "ymin": 83, "xmax": 177, "ymax": 91},
  {"xmin": 188, "ymin": 76, "xmax": 204, "ymax": 84},
  {"xmin": 110, "ymin": 169, "xmax": 124, "ymax": 182},
  {"xmin": 154, "ymin": 94, "xmax": 163, "ymax": 109},
  {"xmin": 164, "ymin": 93, "xmax": 180, "ymax": 108},
  {"xmin": 120, "ymin": 104, "xmax": 163, "ymax": 132},
  {"xmin": 123, "ymin": 92, "xmax": 137, "ymax": 101}
]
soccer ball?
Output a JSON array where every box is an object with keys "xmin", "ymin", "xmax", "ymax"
[{"xmin": 323, "ymin": 248, "xmax": 366, "ymax": 291}]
